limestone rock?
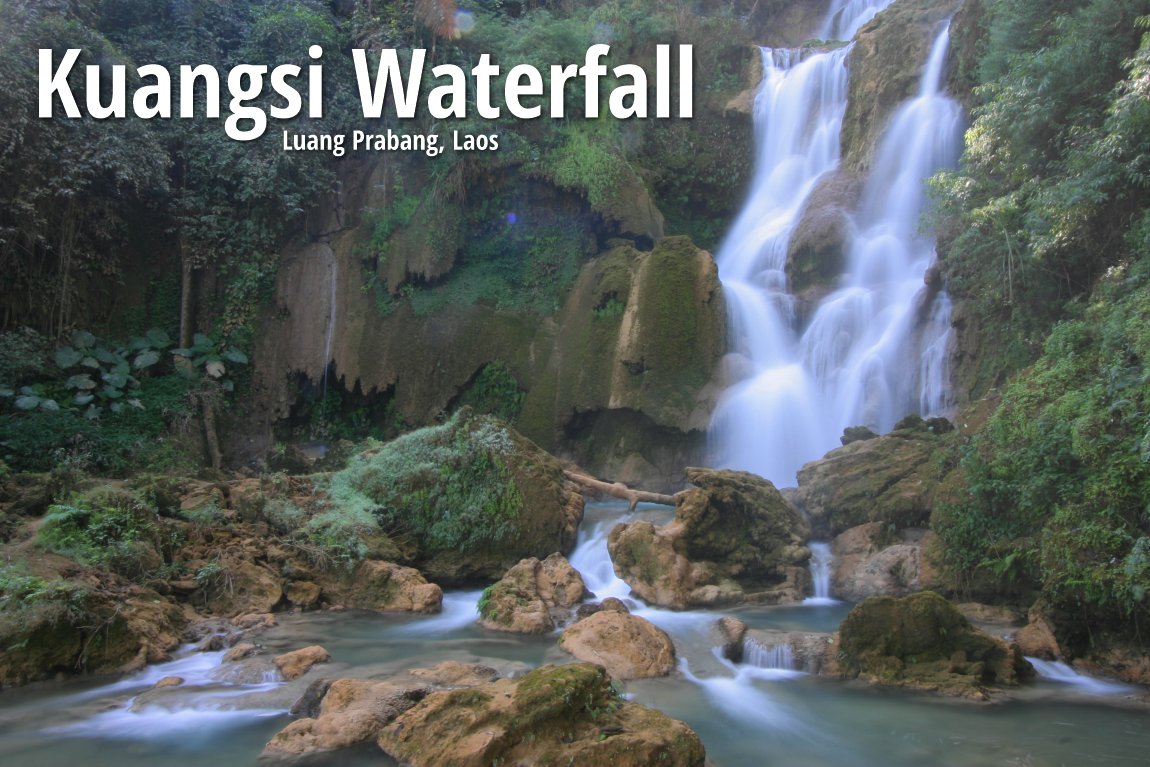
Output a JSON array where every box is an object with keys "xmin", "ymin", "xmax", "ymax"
[
  {"xmin": 1014, "ymin": 604, "xmax": 1062, "ymax": 660},
  {"xmin": 201, "ymin": 560, "xmax": 283, "ymax": 616},
  {"xmin": 264, "ymin": 678, "xmax": 428, "ymax": 757},
  {"xmin": 338, "ymin": 561, "xmax": 443, "ymax": 614},
  {"xmin": 377, "ymin": 663, "xmax": 705, "ymax": 767},
  {"xmin": 479, "ymin": 554, "xmax": 588, "ymax": 634},
  {"xmin": 406, "ymin": 661, "xmax": 500, "ymax": 689},
  {"xmin": 223, "ymin": 642, "xmax": 259, "ymax": 662},
  {"xmin": 831, "ymin": 523, "xmax": 929, "ymax": 600},
  {"xmin": 838, "ymin": 592, "xmax": 1034, "ymax": 699},
  {"xmin": 787, "ymin": 170, "xmax": 862, "ymax": 296},
  {"xmin": 154, "ymin": 676, "xmax": 184, "ymax": 688},
  {"xmin": 714, "ymin": 616, "xmax": 748, "ymax": 662},
  {"xmin": 274, "ymin": 645, "xmax": 331, "ymax": 681},
  {"xmin": 0, "ymin": 581, "xmax": 186, "ymax": 687},
  {"xmin": 285, "ymin": 580, "xmax": 322, "ymax": 609},
  {"xmin": 558, "ymin": 611, "xmax": 676, "ymax": 680},
  {"xmin": 608, "ymin": 468, "xmax": 811, "ymax": 609},
  {"xmin": 841, "ymin": 0, "xmax": 966, "ymax": 172},
  {"xmin": 795, "ymin": 422, "xmax": 958, "ymax": 538}
]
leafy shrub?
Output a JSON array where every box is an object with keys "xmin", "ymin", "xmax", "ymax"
[
  {"xmin": 39, "ymin": 488, "xmax": 159, "ymax": 577},
  {"xmin": 0, "ymin": 564, "xmax": 88, "ymax": 623}
]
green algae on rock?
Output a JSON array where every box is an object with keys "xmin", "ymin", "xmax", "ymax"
[{"xmin": 838, "ymin": 592, "xmax": 1034, "ymax": 699}]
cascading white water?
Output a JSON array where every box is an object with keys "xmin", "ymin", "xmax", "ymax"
[
  {"xmin": 708, "ymin": 44, "xmax": 853, "ymax": 486},
  {"xmin": 803, "ymin": 541, "xmax": 836, "ymax": 604},
  {"xmin": 321, "ymin": 248, "xmax": 338, "ymax": 398},
  {"xmin": 819, "ymin": 0, "xmax": 897, "ymax": 41},
  {"xmin": 711, "ymin": 21, "xmax": 963, "ymax": 487},
  {"xmin": 744, "ymin": 637, "xmax": 796, "ymax": 670},
  {"xmin": 1025, "ymin": 658, "xmax": 1133, "ymax": 695}
]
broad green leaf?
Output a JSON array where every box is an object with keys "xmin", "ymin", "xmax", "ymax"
[
  {"xmin": 146, "ymin": 328, "xmax": 172, "ymax": 348},
  {"xmin": 172, "ymin": 347, "xmax": 193, "ymax": 358},
  {"xmin": 133, "ymin": 350, "xmax": 161, "ymax": 370},
  {"xmin": 193, "ymin": 333, "xmax": 214, "ymax": 352},
  {"xmin": 101, "ymin": 386, "xmax": 124, "ymax": 400},
  {"xmin": 39, "ymin": 399, "xmax": 59, "ymax": 411},
  {"xmin": 14, "ymin": 395, "xmax": 41, "ymax": 410},
  {"xmin": 70, "ymin": 330, "xmax": 96, "ymax": 349},
  {"xmin": 110, "ymin": 402, "xmax": 125, "ymax": 414},
  {"xmin": 0, "ymin": 388, "xmax": 13, "ymax": 398},
  {"xmin": 127, "ymin": 398, "xmax": 144, "ymax": 410},
  {"xmin": 73, "ymin": 393, "xmax": 95, "ymax": 406},
  {"xmin": 84, "ymin": 405, "xmax": 101, "ymax": 420},
  {"xmin": 55, "ymin": 347, "xmax": 82, "ymax": 368},
  {"xmin": 80, "ymin": 356, "xmax": 100, "ymax": 369},
  {"xmin": 205, "ymin": 360, "xmax": 226, "ymax": 379},
  {"xmin": 102, "ymin": 372, "xmax": 129, "ymax": 389},
  {"xmin": 95, "ymin": 347, "xmax": 119, "ymax": 364},
  {"xmin": 65, "ymin": 374, "xmax": 97, "ymax": 390},
  {"xmin": 222, "ymin": 348, "xmax": 249, "ymax": 364}
]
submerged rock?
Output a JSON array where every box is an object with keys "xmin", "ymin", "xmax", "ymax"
[
  {"xmin": 558, "ymin": 611, "xmax": 676, "ymax": 680},
  {"xmin": 377, "ymin": 663, "xmax": 706, "ymax": 767},
  {"xmin": 479, "ymin": 553, "xmax": 588, "ymax": 634},
  {"xmin": 608, "ymin": 468, "xmax": 811, "ymax": 609},
  {"xmin": 274, "ymin": 645, "xmax": 331, "ymax": 681},
  {"xmin": 837, "ymin": 592, "xmax": 1033, "ymax": 699}
]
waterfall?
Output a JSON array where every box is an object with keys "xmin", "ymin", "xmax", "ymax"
[
  {"xmin": 1025, "ymin": 658, "xmax": 1133, "ymax": 695},
  {"xmin": 744, "ymin": 638, "xmax": 796, "ymax": 670},
  {"xmin": 819, "ymin": 0, "xmax": 897, "ymax": 42},
  {"xmin": 710, "ymin": 20, "xmax": 963, "ymax": 487},
  {"xmin": 804, "ymin": 542, "xmax": 836, "ymax": 604},
  {"xmin": 708, "ymin": 45, "xmax": 853, "ymax": 486}
]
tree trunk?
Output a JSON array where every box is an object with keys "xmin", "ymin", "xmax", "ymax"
[
  {"xmin": 179, "ymin": 242, "xmax": 195, "ymax": 349},
  {"xmin": 562, "ymin": 470, "xmax": 681, "ymax": 512}
]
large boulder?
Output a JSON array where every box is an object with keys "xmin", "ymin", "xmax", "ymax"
[
  {"xmin": 831, "ymin": 522, "xmax": 931, "ymax": 600},
  {"xmin": 338, "ymin": 561, "xmax": 442, "ymax": 613},
  {"xmin": 608, "ymin": 468, "xmax": 811, "ymax": 609},
  {"xmin": 558, "ymin": 612, "xmax": 676, "ymax": 680},
  {"xmin": 837, "ymin": 592, "xmax": 1034, "ymax": 699},
  {"xmin": 264, "ymin": 678, "xmax": 428, "ymax": 757},
  {"xmin": 327, "ymin": 412, "xmax": 584, "ymax": 585},
  {"xmin": 377, "ymin": 663, "xmax": 706, "ymax": 767},
  {"xmin": 0, "ymin": 578, "xmax": 185, "ymax": 687},
  {"xmin": 479, "ymin": 554, "xmax": 588, "ymax": 634},
  {"xmin": 794, "ymin": 419, "xmax": 958, "ymax": 538},
  {"xmin": 786, "ymin": 171, "xmax": 863, "ymax": 297}
]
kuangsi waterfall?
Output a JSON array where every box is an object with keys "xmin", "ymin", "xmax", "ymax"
[{"xmin": 709, "ymin": 9, "xmax": 963, "ymax": 489}]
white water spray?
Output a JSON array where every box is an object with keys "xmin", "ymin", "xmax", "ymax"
[
  {"xmin": 820, "ymin": 0, "xmax": 897, "ymax": 41},
  {"xmin": 711, "ymin": 22, "xmax": 963, "ymax": 487},
  {"xmin": 803, "ymin": 542, "xmax": 837, "ymax": 604}
]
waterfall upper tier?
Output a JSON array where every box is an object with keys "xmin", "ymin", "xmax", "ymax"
[{"xmin": 710, "ymin": 24, "xmax": 963, "ymax": 487}]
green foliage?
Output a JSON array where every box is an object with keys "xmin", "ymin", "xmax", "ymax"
[
  {"xmin": 328, "ymin": 411, "xmax": 523, "ymax": 556},
  {"xmin": 0, "ymin": 564, "xmax": 88, "ymax": 620},
  {"xmin": 934, "ymin": 0, "xmax": 1150, "ymax": 384},
  {"xmin": 935, "ymin": 266, "xmax": 1150, "ymax": 632},
  {"xmin": 39, "ymin": 488, "xmax": 159, "ymax": 577},
  {"xmin": 455, "ymin": 361, "xmax": 526, "ymax": 423}
]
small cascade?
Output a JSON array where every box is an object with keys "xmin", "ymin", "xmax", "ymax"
[
  {"xmin": 1026, "ymin": 658, "xmax": 1133, "ymax": 695},
  {"xmin": 390, "ymin": 589, "xmax": 485, "ymax": 635},
  {"xmin": 819, "ymin": 0, "xmax": 897, "ymax": 42},
  {"xmin": 744, "ymin": 638, "xmax": 796, "ymax": 671},
  {"xmin": 803, "ymin": 542, "xmax": 837, "ymax": 605}
]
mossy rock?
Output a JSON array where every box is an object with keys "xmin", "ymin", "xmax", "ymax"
[
  {"xmin": 794, "ymin": 423, "xmax": 959, "ymax": 538},
  {"xmin": 377, "ymin": 663, "xmax": 706, "ymax": 767},
  {"xmin": 838, "ymin": 592, "xmax": 1033, "ymax": 698}
]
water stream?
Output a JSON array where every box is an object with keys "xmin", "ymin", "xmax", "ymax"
[{"xmin": 2, "ymin": 502, "xmax": 1145, "ymax": 766}]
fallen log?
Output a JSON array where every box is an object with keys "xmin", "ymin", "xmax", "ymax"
[{"xmin": 563, "ymin": 470, "xmax": 680, "ymax": 512}]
